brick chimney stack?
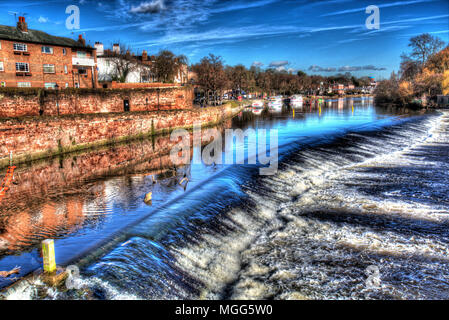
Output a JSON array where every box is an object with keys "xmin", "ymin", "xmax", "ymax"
[
  {"xmin": 17, "ymin": 16, "xmax": 28, "ymax": 32},
  {"xmin": 113, "ymin": 43, "xmax": 120, "ymax": 54},
  {"xmin": 142, "ymin": 50, "xmax": 148, "ymax": 61},
  {"xmin": 78, "ymin": 34, "xmax": 86, "ymax": 46},
  {"xmin": 94, "ymin": 42, "xmax": 104, "ymax": 56}
]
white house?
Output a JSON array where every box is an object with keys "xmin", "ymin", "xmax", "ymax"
[
  {"xmin": 95, "ymin": 42, "xmax": 188, "ymax": 85},
  {"xmin": 95, "ymin": 43, "xmax": 155, "ymax": 84}
]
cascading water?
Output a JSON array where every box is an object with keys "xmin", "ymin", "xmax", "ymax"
[{"xmin": 2, "ymin": 99, "xmax": 448, "ymax": 300}]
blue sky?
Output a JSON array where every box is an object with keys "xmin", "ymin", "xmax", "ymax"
[{"xmin": 0, "ymin": 0, "xmax": 448, "ymax": 79}]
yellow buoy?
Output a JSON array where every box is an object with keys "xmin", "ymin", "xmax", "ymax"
[{"xmin": 42, "ymin": 239, "xmax": 56, "ymax": 274}]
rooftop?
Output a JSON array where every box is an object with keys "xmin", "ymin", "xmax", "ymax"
[{"xmin": 0, "ymin": 25, "xmax": 93, "ymax": 49}]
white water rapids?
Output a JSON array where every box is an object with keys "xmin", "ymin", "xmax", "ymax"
[{"xmin": 4, "ymin": 108, "xmax": 449, "ymax": 300}]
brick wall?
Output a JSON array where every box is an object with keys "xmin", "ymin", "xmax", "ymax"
[
  {"xmin": 0, "ymin": 86, "xmax": 194, "ymax": 117},
  {"xmin": 107, "ymin": 82, "xmax": 181, "ymax": 89},
  {"xmin": 0, "ymin": 104, "xmax": 236, "ymax": 167}
]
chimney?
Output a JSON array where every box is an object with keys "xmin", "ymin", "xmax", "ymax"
[
  {"xmin": 112, "ymin": 43, "xmax": 120, "ymax": 54},
  {"xmin": 17, "ymin": 16, "xmax": 28, "ymax": 33},
  {"xmin": 94, "ymin": 42, "xmax": 104, "ymax": 56},
  {"xmin": 142, "ymin": 50, "xmax": 148, "ymax": 61},
  {"xmin": 78, "ymin": 34, "xmax": 86, "ymax": 46}
]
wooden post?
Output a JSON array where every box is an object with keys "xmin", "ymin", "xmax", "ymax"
[{"xmin": 42, "ymin": 239, "xmax": 56, "ymax": 273}]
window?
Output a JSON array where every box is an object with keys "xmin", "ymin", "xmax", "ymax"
[
  {"xmin": 75, "ymin": 83, "xmax": 79, "ymax": 88},
  {"xmin": 14, "ymin": 43, "xmax": 27, "ymax": 52},
  {"xmin": 65, "ymin": 83, "xmax": 69, "ymax": 88},
  {"xmin": 1, "ymin": 82, "xmax": 5, "ymax": 87},
  {"xmin": 45, "ymin": 83, "xmax": 56, "ymax": 89},
  {"xmin": 18, "ymin": 82, "xmax": 31, "ymax": 88},
  {"xmin": 62, "ymin": 48, "xmax": 67, "ymax": 55},
  {"xmin": 77, "ymin": 51, "xmax": 87, "ymax": 58},
  {"xmin": 43, "ymin": 64, "xmax": 55, "ymax": 73},
  {"xmin": 0, "ymin": 62, "xmax": 3, "ymax": 72},
  {"xmin": 64, "ymin": 65, "xmax": 68, "ymax": 74},
  {"xmin": 41, "ymin": 46, "xmax": 53, "ymax": 54},
  {"xmin": 78, "ymin": 68, "xmax": 87, "ymax": 75},
  {"xmin": 16, "ymin": 62, "xmax": 29, "ymax": 72}
]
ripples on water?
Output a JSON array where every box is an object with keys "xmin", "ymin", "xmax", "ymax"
[{"xmin": 2, "ymin": 98, "xmax": 449, "ymax": 300}]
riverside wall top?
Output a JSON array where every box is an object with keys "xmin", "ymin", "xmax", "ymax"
[{"xmin": 0, "ymin": 86, "xmax": 194, "ymax": 118}]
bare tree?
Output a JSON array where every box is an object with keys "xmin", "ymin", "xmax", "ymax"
[
  {"xmin": 408, "ymin": 33, "xmax": 445, "ymax": 66},
  {"xmin": 153, "ymin": 50, "xmax": 188, "ymax": 83},
  {"xmin": 103, "ymin": 43, "xmax": 139, "ymax": 83},
  {"xmin": 192, "ymin": 54, "xmax": 227, "ymax": 106},
  {"xmin": 399, "ymin": 53, "xmax": 421, "ymax": 81}
]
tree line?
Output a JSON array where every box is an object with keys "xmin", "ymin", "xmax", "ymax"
[
  {"xmin": 374, "ymin": 33, "xmax": 449, "ymax": 107},
  {"xmin": 191, "ymin": 55, "xmax": 375, "ymax": 105}
]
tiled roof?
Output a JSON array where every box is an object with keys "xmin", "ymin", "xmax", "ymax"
[{"xmin": 0, "ymin": 25, "xmax": 92, "ymax": 49}]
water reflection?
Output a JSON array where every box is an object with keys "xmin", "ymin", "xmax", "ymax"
[{"xmin": 0, "ymin": 122, "xmax": 230, "ymax": 287}]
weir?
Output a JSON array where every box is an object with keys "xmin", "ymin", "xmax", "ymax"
[{"xmin": 2, "ymin": 99, "xmax": 448, "ymax": 300}]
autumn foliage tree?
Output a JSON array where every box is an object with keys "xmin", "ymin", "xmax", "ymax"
[
  {"xmin": 413, "ymin": 67, "xmax": 443, "ymax": 98},
  {"xmin": 398, "ymin": 81, "xmax": 414, "ymax": 105},
  {"xmin": 377, "ymin": 34, "xmax": 448, "ymax": 107}
]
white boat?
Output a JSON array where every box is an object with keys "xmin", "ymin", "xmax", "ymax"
[
  {"xmin": 252, "ymin": 105, "xmax": 264, "ymax": 115},
  {"xmin": 290, "ymin": 95, "xmax": 303, "ymax": 108},
  {"xmin": 268, "ymin": 96, "xmax": 283, "ymax": 111},
  {"xmin": 252, "ymin": 99, "xmax": 264, "ymax": 108}
]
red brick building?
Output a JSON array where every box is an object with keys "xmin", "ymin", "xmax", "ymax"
[
  {"xmin": 0, "ymin": 17, "xmax": 97, "ymax": 89},
  {"xmin": 332, "ymin": 84, "xmax": 345, "ymax": 95}
]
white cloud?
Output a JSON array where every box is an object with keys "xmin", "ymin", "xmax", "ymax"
[
  {"xmin": 269, "ymin": 60, "xmax": 289, "ymax": 67},
  {"xmin": 308, "ymin": 65, "xmax": 386, "ymax": 73},
  {"xmin": 309, "ymin": 65, "xmax": 336, "ymax": 72},
  {"xmin": 38, "ymin": 16, "xmax": 49, "ymax": 23},
  {"xmin": 130, "ymin": 0, "xmax": 165, "ymax": 14},
  {"xmin": 211, "ymin": 0, "xmax": 279, "ymax": 14},
  {"xmin": 322, "ymin": 0, "xmax": 436, "ymax": 17},
  {"xmin": 132, "ymin": 25, "xmax": 301, "ymax": 47}
]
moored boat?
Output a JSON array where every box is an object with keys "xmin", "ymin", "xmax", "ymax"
[
  {"xmin": 268, "ymin": 96, "xmax": 283, "ymax": 112},
  {"xmin": 251, "ymin": 100, "xmax": 264, "ymax": 108},
  {"xmin": 290, "ymin": 95, "xmax": 303, "ymax": 108}
]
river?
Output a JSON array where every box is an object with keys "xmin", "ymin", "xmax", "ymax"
[{"xmin": 1, "ymin": 97, "xmax": 449, "ymax": 300}]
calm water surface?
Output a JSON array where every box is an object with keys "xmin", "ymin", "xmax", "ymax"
[{"xmin": 2, "ymin": 97, "xmax": 449, "ymax": 300}]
